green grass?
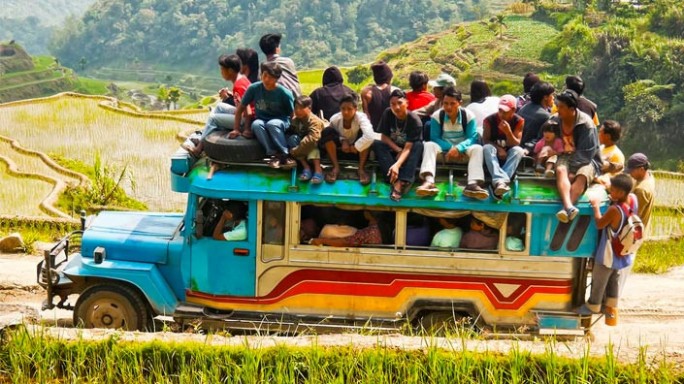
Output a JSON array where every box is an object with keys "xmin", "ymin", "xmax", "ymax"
[
  {"xmin": 32, "ymin": 55, "xmax": 57, "ymax": 70},
  {"xmin": 2, "ymin": 328, "xmax": 682, "ymax": 383},
  {"xmin": 73, "ymin": 77, "xmax": 109, "ymax": 95},
  {"xmin": 632, "ymin": 237, "xmax": 684, "ymax": 274}
]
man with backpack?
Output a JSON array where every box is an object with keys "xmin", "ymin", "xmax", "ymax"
[
  {"xmin": 579, "ymin": 173, "xmax": 643, "ymax": 326},
  {"xmin": 415, "ymin": 86, "xmax": 488, "ymax": 199}
]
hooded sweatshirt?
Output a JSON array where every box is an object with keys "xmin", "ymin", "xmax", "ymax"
[{"xmin": 310, "ymin": 67, "xmax": 355, "ymax": 121}]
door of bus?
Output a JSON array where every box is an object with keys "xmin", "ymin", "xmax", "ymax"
[{"xmin": 190, "ymin": 199, "xmax": 257, "ymax": 296}]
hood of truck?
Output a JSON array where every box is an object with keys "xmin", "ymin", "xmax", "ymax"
[{"xmin": 81, "ymin": 211, "xmax": 184, "ymax": 264}]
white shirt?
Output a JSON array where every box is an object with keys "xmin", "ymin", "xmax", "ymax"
[
  {"xmin": 466, "ymin": 96, "xmax": 500, "ymax": 136},
  {"xmin": 328, "ymin": 111, "xmax": 380, "ymax": 152}
]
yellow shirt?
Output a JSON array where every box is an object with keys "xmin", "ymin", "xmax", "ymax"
[{"xmin": 600, "ymin": 144, "xmax": 625, "ymax": 178}]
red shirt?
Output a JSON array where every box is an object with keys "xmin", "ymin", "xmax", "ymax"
[
  {"xmin": 406, "ymin": 91, "xmax": 436, "ymax": 111},
  {"xmin": 233, "ymin": 75, "xmax": 254, "ymax": 117}
]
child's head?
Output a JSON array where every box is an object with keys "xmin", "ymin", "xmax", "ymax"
[
  {"xmin": 609, "ymin": 173, "xmax": 634, "ymax": 203},
  {"xmin": 259, "ymin": 33, "xmax": 281, "ymax": 56},
  {"xmin": 409, "ymin": 71, "xmax": 429, "ymax": 92},
  {"xmin": 260, "ymin": 62, "xmax": 282, "ymax": 89},
  {"xmin": 294, "ymin": 95, "xmax": 313, "ymax": 119},
  {"xmin": 339, "ymin": 93, "xmax": 358, "ymax": 121},
  {"xmin": 218, "ymin": 54, "xmax": 241, "ymax": 81},
  {"xmin": 599, "ymin": 120, "xmax": 621, "ymax": 146},
  {"xmin": 541, "ymin": 121, "xmax": 559, "ymax": 142}
]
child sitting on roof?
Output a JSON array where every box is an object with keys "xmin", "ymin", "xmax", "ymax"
[
  {"xmin": 596, "ymin": 120, "xmax": 625, "ymax": 188},
  {"xmin": 289, "ymin": 96, "xmax": 325, "ymax": 183},
  {"xmin": 533, "ymin": 121, "xmax": 564, "ymax": 178}
]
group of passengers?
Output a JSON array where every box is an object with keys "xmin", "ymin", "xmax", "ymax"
[{"xmin": 186, "ymin": 33, "xmax": 651, "ymax": 226}]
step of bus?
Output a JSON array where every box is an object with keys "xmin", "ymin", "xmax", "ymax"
[{"xmin": 533, "ymin": 310, "xmax": 586, "ymax": 336}]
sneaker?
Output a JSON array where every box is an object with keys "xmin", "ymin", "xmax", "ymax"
[
  {"xmin": 535, "ymin": 164, "xmax": 545, "ymax": 174},
  {"xmin": 494, "ymin": 182, "xmax": 510, "ymax": 198},
  {"xmin": 462, "ymin": 183, "xmax": 489, "ymax": 200},
  {"xmin": 280, "ymin": 156, "xmax": 296, "ymax": 170},
  {"xmin": 556, "ymin": 208, "xmax": 569, "ymax": 223},
  {"xmin": 416, "ymin": 181, "xmax": 438, "ymax": 197},
  {"xmin": 544, "ymin": 169, "xmax": 555, "ymax": 178},
  {"xmin": 567, "ymin": 206, "xmax": 579, "ymax": 222}
]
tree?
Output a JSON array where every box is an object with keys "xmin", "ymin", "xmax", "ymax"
[
  {"xmin": 347, "ymin": 65, "xmax": 372, "ymax": 85},
  {"xmin": 168, "ymin": 87, "xmax": 182, "ymax": 110},
  {"xmin": 79, "ymin": 57, "xmax": 87, "ymax": 71}
]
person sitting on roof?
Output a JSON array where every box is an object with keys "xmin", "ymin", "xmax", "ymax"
[
  {"xmin": 372, "ymin": 89, "xmax": 424, "ymax": 202},
  {"xmin": 519, "ymin": 81, "xmax": 555, "ymax": 155},
  {"xmin": 212, "ymin": 201, "xmax": 248, "ymax": 241},
  {"xmin": 596, "ymin": 120, "xmax": 625, "ymax": 188},
  {"xmin": 415, "ymin": 86, "xmax": 488, "ymax": 200},
  {"xmin": 413, "ymin": 73, "xmax": 457, "ymax": 124},
  {"xmin": 565, "ymin": 75, "xmax": 599, "ymax": 126},
  {"xmin": 516, "ymin": 72, "xmax": 540, "ymax": 110},
  {"xmin": 533, "ymin": 120, "xmax": 564, "ymax": 178},
  {"xmin": 361, "ymin": 61, "xmax": 399, "ymax": 131},
  {"xmin": 319, "ymin": 93, "xmax": 378, "ymax": 185},
  {"xmin": 288, "ymin": 96, "xmax": 324, "ymax": 182},
  {"xmin": 552, "ymin": 90, "xmax": 602, "ymax": 223},
  {"xmin": 231, "ymin": 62, "xmax": 296, "ymax": 168},
  {"xmin": 465, "ymin": 79, "xmax": 500, "ymax": 136},
  {"xmin": 236, "ymin": 48, "xmax": 259, "ymax": 84},
  {"xmin": 406, "ymin": 71, "xmax": 436, "ymax": 111},
  {"xmin": 310, "ymin": 66, "xmax": 355, "ymax": 121},
  {"xmin": 482, "ymin": 95, "xmax": 526, "ymax": 199},
  {"xmin": 310, "ymin": 210, "xmax": 382, "ymax": 247},
  {"xmin": 259, "ymin": 33, "xmax": 302, "ymax": 97}
]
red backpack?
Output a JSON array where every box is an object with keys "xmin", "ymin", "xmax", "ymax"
[{"xmin": 611, "ymin": 195, "xmax": 644, "ymax": 256}]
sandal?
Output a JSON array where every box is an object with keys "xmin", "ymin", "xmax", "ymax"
[
  {"xmin": 390, "ymin": 180, "xmax": 407, "ymax": 202},
  {"xmin": 299, "ymin": 169, "xmax": 313, "ymax": 181},
  {"xmin": 358, "ymin": 170, "xmax": 371, "ymax": 186},
  {"xmin": 325, "ymin": 169, "xmax": 339, "ymax": 184},
  {"xmin": 311, "ymin": 172, "xmax": 324, "ymax": 185}
]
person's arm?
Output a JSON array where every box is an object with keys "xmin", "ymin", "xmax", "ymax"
[
  {"xmin": 361, "ymin": 85, "xmax": 372, "ymax": 120},
  {"xmin": 533, "ymin": 139, "xmax": 545, "ymax": 155},
  {"xmin": 353, "ymin": 113, "xmax": 379, "ymax": 152},
  {"xmin": 291, "ymin": 118, "xmax": 323, "ymax": 157},
  {"xmin": 570, "ymin": 124, "xmax": 598, "ymax": 171},
  {"xmin": 430, "ymin": 116, "xmax": 451, "ymax": 151},
  {"xmin": 589, "ymin": 198, "xmax": 620, "ymax": 230},
  {"xmin": 482, "ymin": 117, "xmax": 493, "ymax": 145},
  {"xmin": 310, "ymin": 236, "xmax": 352, "ymax": 247},
  {"xmin": 455, "ymin": 110, "xmax": 479, "ymax": 154},
  {"xmin": 504, "ymin": 117, "xmax": 523, "ymax": 147}
]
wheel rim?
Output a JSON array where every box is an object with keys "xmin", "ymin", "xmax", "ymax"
[{"xmin": 84, "ymin": 294, "xmax": 135, "ymax": 329}]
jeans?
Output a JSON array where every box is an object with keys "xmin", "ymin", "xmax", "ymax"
[
  {"xmin": 252, "ymin": 118, "xmax": 290, "ymax": 156},
  {"xmin": 373, "ymin": 140, "xmax": 423, "ymax": 183},
  {"xmin": 483, "ymin": 145, "xmax": 524, "ymax": 185},
  {"xmin": 587, "ymin": 261, "xmax": 621, "ymax": 312},
  {"xmin": 200, "ymin": 103, "xmax": 237, "ymax": 140},
  {"xmin": 419, "ymin": 142, "xmax": 485, "ymax": 184}
]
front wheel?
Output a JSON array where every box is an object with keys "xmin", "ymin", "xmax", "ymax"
[{"xmin": 74, "ymin": 284, "xmax": 150, "ymax": 331}]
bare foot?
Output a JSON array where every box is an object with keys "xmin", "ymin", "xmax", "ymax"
[{"xmin": 227, "ymin": 130, "xmax": 241, "ymax": 139}]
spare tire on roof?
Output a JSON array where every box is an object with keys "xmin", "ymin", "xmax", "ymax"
[{"xmin": 202, "ymin": 132, "xmax": 266, "ymax": 163}]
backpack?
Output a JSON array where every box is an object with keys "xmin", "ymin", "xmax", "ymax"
[{"xmin": 611, "ymin": 195, "xmax": 644, "ymax": 256}]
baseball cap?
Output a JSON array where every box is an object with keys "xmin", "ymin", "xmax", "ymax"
[
  {"xmin": 498, "ymin": 94, "xmax": 516, "ymax": 112},
  {"xmin": 428, "ymin": 73, "xmax": 456, "ymax": 88},
  {"xmin": 625, "ymin": 153, "xmax": 650, "ymax": 173}
]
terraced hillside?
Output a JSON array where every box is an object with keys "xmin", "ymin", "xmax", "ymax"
[{"xmin": 0, "ymin": 44, "xmax": 74, "ymax": 103}]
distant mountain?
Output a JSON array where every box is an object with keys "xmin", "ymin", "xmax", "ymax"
[
  {"xmin": 0, "ymin": 0, "xmax": 96, "ymax": 54},
  {"xmin": 49, "ymin": 0, "xmax": 516, "ymax": 72}
]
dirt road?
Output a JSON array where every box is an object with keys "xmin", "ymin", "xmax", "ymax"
[{"xmin": 2, "ymin": 249, "xmax": 684, "ymax": 365}]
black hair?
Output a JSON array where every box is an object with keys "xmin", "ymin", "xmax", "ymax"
[
  {"xmin": 408, "ymin": 71, "xmax": 429, "ymax": 92},
  {"xmin": 530, "ymin": 81, "xmax": 555, "ymax": 104},
  {"xmin": 225, "ymin": 201, "xmax": 247, "ymax": 221},
  {"xmin": 259, "ymin": 33, "xmax": 282, "ymax": 55},
  {"xmin": 260, "ymin": 62, "xmax": 282, "ymax": 79},
  {"xmin": 218, "ymin": 54, "xmax": 242, "ymax": 73},
  {"xmin": 469, "ymin": 79, "xmax": 492, "ymax": 103},
  {"xmin": 390, "ymin": 89, "xmax": 406, "ymax": 100},
  {"xmin": 556, "ymin": 90, "xmax": 579, "ymax": 109},
  {"xmin": 339, "ymin": 93, "xmax": 358, "ymax": 108},
  {"xmin": 610, "ymin": 173, "xmax": 634, "ymax": 195},
  {"xmin": 295, "ymin": 95, "xmax": 313, "ymax": 108},
  {"xmin": 235, "ymin": 48, "xmax": 259, "ymax": 83},
  {"xmin": 600, "ymin": 120, "xmax": 622, "ymax": 142},
  {"xmin": 565, "ymin": 75, "xmax": 585, "ymax": 96},
  {"xmin": 442, "ymin": 85, "xmax": 462, "ymax": 101},
  {"xmin": 541, "ymin": 120, "xmax": 560, "ymax": 135},
  {"xmin": 523, "ymin": 72, "xmax": 540, "ymax": 93}
]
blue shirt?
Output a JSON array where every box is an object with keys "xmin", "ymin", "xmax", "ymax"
[{"xmin": 241, "ymin": 82, "xmax": 294, "ymax": 122}]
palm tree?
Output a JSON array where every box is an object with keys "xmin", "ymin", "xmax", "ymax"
[{"xmin": 489, "ymin": 14, "xmax": 507, "ymax": 39}]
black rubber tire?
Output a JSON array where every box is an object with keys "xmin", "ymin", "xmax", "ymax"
[
  {"xmin": 202, "ymin": 133, "xmax": 266, "ymax": 163},
  {"xmin": 74, "ymin": 284, "xmax": 151, "ymax": 331}
]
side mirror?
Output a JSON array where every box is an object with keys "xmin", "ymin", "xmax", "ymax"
[{"xmin": 194, "ymin": 210, "xmax": 204, "ymax": 239}]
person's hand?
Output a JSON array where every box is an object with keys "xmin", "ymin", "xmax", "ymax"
[
  {"xmin": 221, "ymin": 210, "xmax": 233, "ymax": 220},
  {"xmin": 341, "ymin": 140, "xmax": 351, "ymax": 153},
  {"xmin": 227, "ymin": 129, "xmax": 241, "ymax": 139},
  {"xmin": 388, "ymin": 163, "xmax": 401, "ymax": 184},
  {"xmin": 446, "ymin": 147, "xmax": 461, "ymax": 161},
  {"xmin": 498, "ymin": 120, "xmax": 512, "ymax": 135},
  {"xmin": 588, "ymin": 194, "xmax": 601, "ymax": 207},
  {"xmin": 219, "ymin": 88, "xmax": 232, "ymax": 99},
  {"xmin": 496, "ymin": 146, "xmax": 507, "ymax": 159}
]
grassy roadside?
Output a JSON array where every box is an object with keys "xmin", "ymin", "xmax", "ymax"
[
  {"xmin": 1, "ymin": 328, "xmax": 682, "ymax": 383},
  {"xmin": 633, "ymin": 237, "xmax": 684, "ymax": 274}
]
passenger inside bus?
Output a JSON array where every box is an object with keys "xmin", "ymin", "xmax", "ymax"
[
  {"xmin": 300, "ymin": 205, "xmax": 395, "ymax": 246},
  {"xmin": 505, "ymin": 212, "xmax": 526, "ymax": 251},
  {"xmin": 263, "ymin": 201, "xmax": 285, "ymax": 245},
  {"xmin": 310, "ymin": 210, "xmax": 382, "ymax": 247},
  {"xmin": 460, "ymin": 217, "xmax": 498, "ymax": 250},
  {"xmin": 430, "ymin": 218, "xmax": 463, "ymax": 249},
  {"xmin": 209, "ymin": 200, "xmax": 248, "ymax": 241}
]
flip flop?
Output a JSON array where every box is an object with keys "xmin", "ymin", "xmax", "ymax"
[
  {"xmin": 299, "ymin": 169, "xmax": 313, "ymax": 181},
  {"xmin": 311, "ymin": 172, "xmax": 324, "ymax": 185},
  {"xmin": 325, "ymin": 169, "xmax": 339, "ymax": 183},
  {"xmin": 358, "ymin": 170, "xmax": 370, "ymax": 186}
]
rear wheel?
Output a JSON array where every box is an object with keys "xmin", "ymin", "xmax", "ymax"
[{"xmin": 74, "ymin": 284, "xmax": 150, "ymax": 331}]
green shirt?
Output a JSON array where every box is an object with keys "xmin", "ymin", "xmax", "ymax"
[
  {"xmin": 223, "ymin": 220, "xmax": 247, "ymax": 241},
  {"xmin": 431, "ymin": 227, "xmax": 463, "ymax": 248}
]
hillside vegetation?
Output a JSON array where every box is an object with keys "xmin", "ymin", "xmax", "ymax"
[{"xmin": 49, "ymin": 0, "xmax": 515, "ymax": 73}]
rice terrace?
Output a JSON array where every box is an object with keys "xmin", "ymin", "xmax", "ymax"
[{"xmin": 2, "ymin": 0, "xmax": 684, "ymax": 382}]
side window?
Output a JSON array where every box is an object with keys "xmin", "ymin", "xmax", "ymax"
[
  {"xmin": 505, "ymin": 213, "xmax": 527, "ymax": 252},
  {"xmin": 263, "ymin": 201, "xmax": 285, "ymax": 245},
  {"xmin": 199, "ymin": 198, "xmax": 248, "ymax": 241},
  {"xmin": 300, "ymin": 204, "xmax": 395, "ymax": 247},
  {"xmin": 405, "ymin": 210, "xmax": 500, "ymax": 252}
]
